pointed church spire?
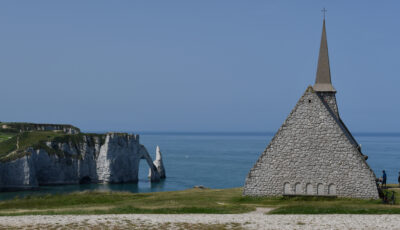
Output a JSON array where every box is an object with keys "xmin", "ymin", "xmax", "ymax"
[{"xmin": 313, "ymin": 19, "xmax": 336, "ymax": 92}]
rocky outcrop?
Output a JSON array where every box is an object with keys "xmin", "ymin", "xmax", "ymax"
[
  {"xmin": 0, "ymin": 133, "xmax": 165, "ymax": 191},
  {"xmin": 96, "ymin": 134, "xmax": 161, "ymax": 183},
  {"xmin": 149, "ymin": 146, "xmax": 166, "ymax": 179}
]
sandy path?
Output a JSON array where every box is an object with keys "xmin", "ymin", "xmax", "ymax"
[{"xmin": 1, "ymin": 209, "xmax": 400, "ymax": 229}]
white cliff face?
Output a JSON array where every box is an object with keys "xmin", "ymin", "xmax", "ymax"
[
  {"xmin": 149, "ymin": 146, "xmax": 166, "ymax": 179},
  {"xmin": 0, "ymin": 133, "xmax": 165, "ymax": 191},
  {"xmin": 0, "ymin": 155, "xmax": 38, "ymax": 190},
  {"xmin": 96, "ymin": 133, "xmax": 149, "ymax": 183}
]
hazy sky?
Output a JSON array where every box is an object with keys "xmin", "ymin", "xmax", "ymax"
[{"xmin": 1, "ymin": 1, "xmax": 399, "ymax": 132}]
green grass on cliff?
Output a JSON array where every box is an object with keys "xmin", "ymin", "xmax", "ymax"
[
  {"xmin": 0, "ymin": 133, "xmax": 14, "ymax": 143},
  {"xmin": 0, "ymin": 122, "xmax": 80, "ymax": 133},
  {"xmin": 0, "ymin": 130, "xmax": 106, "ymax": 162},
  {"xmin": 0, "ymin": 186, "xmax": 399, "ymax": 216},
  {"xmin": 0, "ymin": 122, "xmax": 98, "ymax": 161},
  {"xmin": 0, "ymin": 131, "xmax": 64, "ymax": 161}
]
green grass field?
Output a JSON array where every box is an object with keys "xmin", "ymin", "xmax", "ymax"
[
  {"xmin": 0, "ymin": 133, "xmax": 14, "ymax": 143},
  {"xmin": 0, "ymin": 186, "xmax": 399, "ymax": 216}
]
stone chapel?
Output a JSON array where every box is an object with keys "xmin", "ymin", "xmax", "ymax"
[{"xmin": 243, "ymin": 19, "xmax": 379, "ymax": 199}]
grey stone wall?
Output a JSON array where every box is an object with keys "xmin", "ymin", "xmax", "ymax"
[
  {"xmin": 318, "ymin": 92, "xmax": 339, "ymax": 116},
  {"xmin": 243, "ymin": 87, "xmax": 379, "ymax": 199}
]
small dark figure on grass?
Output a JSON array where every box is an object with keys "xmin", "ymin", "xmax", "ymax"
[
  {"xmin": 382, "ymin": 170, "xmax": 387, "ymax": 189},
  {"xmin": 398, "ymin": 171, "xmax": 400, "ymax": 188}
]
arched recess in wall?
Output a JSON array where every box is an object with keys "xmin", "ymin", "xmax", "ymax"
[
  {"xmin": 317, "ymin": 183, "xmax": 324, "ymax": 195},
  {"xmin": 283, "ymin": 182, "xmax": 291, "ymax": 194},
  {"xmin": 295, "ymin": 183, "xmax": 302, "ymax": 194},
  {"xmin": 306, "ymin": 183, "xmax": 313, "ymax": 195},
  {"xmin": 328, "ymin": 184, "xmax": 336, "ymax": 195}
]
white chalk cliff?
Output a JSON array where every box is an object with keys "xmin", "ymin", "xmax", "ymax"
[
  {"xmin": 149, "ymin": 146, "xmax": 166, "ymax": 179},
  {"xmin": 0, "ymin": 133, "xmax": 166, "ymax": 191}
]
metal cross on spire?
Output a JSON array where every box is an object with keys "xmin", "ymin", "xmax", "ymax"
[{"xmin": 321, "ymin": 8, "xmax": 327, "ymax": 19}]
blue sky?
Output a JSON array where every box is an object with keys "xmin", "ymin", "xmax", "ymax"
[{"xmin": 1, "ymin": 1, "xmax": 399, "ymax": 132}]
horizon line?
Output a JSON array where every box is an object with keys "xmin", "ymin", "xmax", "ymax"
[{"xmin": 82, "ymin": 130, "xmax": 400, "ymax": 137}]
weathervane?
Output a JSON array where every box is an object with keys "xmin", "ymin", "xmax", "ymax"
[{"xmin": 321, "ymin": 8, "xmax": 327, "ymax": 19}]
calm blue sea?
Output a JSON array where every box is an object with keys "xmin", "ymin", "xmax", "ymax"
[{"xmin": 0, "ymin": 132, "xmax": 399, "ymax": 200}]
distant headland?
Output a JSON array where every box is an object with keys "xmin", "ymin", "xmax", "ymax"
[{"xmin": 0, "ymin": 122, "xmax": 165, "ymax": 191}]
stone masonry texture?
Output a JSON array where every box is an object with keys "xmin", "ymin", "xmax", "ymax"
[{"xmin": 243, "ymin": 86, "xmax": 379, "ymax": 199}]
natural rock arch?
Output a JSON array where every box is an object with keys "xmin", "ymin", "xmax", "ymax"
[
  {"xmin": 138, "ymin": 145, "xmax": 160, "ymax": 182},
  {"xmin": 0, "ymin": 132, "xmax": 167, "ymax": 190},
  {"xmin": 95, "ymin": 134, "xmax": 164, "ymax": 184}
]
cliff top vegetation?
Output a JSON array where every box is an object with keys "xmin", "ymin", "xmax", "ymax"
[
  {"xmin": 0, "ymin": 122, "xmax": 106, "ymax": 162},
  {"xmin": 0, "ymin": 131, "xmax": 106, "ymax": 162},
  {"xmin": 0, "ymin": 122, "xmax": 80, "ymax": 133}
]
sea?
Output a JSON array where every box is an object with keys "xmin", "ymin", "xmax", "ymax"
[{"xmin": 0, "ymin": 132, "xmax": 399, "ymax": 200}]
